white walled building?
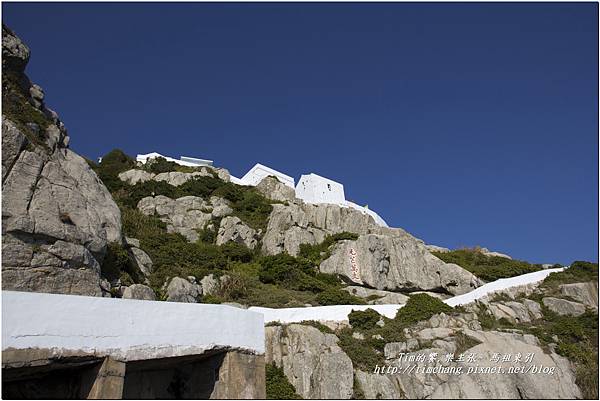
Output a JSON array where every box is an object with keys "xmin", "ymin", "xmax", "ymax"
[
  {"xmin": 295, "ymin": 173, "xmax": 346, "ymax": 206},
  {"xmin": 136, "ymin": 152, "xmax": 388, "ymax": 227},
  {"xmin": 136, "ymin": 152, "xmax": 213, "ymax": 167},
  {"xmin": 233, "ymin": 163, "xmax": 295, "ymax": 188}
]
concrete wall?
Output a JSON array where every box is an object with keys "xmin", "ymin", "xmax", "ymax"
[{"xmin": 2, "ymin": 291, "xmax": 265, "ymax": 361}]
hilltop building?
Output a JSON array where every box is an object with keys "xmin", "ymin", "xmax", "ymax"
[
  {"xmin": 232, "ymin": 163, "xmax": 295, "ymax": 188},
  {"xmin": 296, "ymin": 173, "xmax": 346, "ymax": 206},
  {"xmin": 136, "ymin": 152, "xmax": 388, "ymax": 227},
  {"xmin": 136, "ymin": 152, "xmax": 213, "ymax": 167}
]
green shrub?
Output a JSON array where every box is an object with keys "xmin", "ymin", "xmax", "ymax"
[
  {"xmin": 431, "ymin": 248, "xmax": 543, "ymax": 282},
  {"xmin": 316, "ymin": 289, "xmax": 366, "ymax": 306},
  {"xmin": 142, "ymin": 156, "xmax": 207, "ymax": 174},
  {"xmin": 258, "ymin": 254, "xmax": 313, "ymax": 286},
  {"xmin": 265, "ymin": 363, "xmax": 302, "ymax": 399},
  {"xmin": 337, "ymin": 328, "xmax": 384, "ymax": 371},
  {"xmin": 2, "ymin": 70, "xmax": 52, "ymax": 150},
  {"xmin": 100, "ymin": 242, "xmax": 144, "ymax": 284},
  {"xmin": 220, "ymin": 241, "xmax": 254, "ymax": 263},
  {"xmin": 95, "ymin": 149, "xmax": 137, "ymax": 193},
  {"xmin": 298, "ymin": 320, "xmax": 334, "ymax": 334},
  {"xmin": 394, "ymin": 293, "xmax": 453, "ymax": 325},
  {"xmin": 348, "ymin": 308, "xmax": 382, "ymax": 331},
  {"xmin": 298, "ymin": 232, "xmax": 359, "ymax": 266},
  {"xmin": 543, "ymin": 261, "xmax": 598, "ymax": 288}
]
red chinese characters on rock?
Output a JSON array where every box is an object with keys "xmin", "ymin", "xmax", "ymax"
[{"xmin": 349, "ymin": 248, "xmax": 361, "ymax": 282}]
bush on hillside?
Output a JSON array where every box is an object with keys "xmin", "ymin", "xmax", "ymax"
[
  {"xmin": 348, "ymin": 308, "xmax": 381, "ymax": 331},
  {"xmin": 265, "ymin": 363, "xmax": 302, "ymax": 399},
  {"xmin": 543, "ymin": 261, "xmax": 598, "ymax": 288},
  {"xmin": 431, "ymin": 248, "xmax": 543, "ymax": 282},
  {"xmin": 394, "ymin": 293, "xmax": 453, "ymax": 325}
]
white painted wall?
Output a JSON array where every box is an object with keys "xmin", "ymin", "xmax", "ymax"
[
  {"xmin": 237, "ymin": 163, "xmax": 295, "ymax": 188},
  {"xmin": 136, "ymin": 152, "xmax": 213, "ymax": 167},
  {"xmin": 250, "ymin": 267, "xmax": 565, "ymax": 323},
  {"xmin": 2, "ymin": 291, "xmax": 265, "ymax": 361},
  {"xmin": 135, "ymin": 153, "xmax": 390, "ymax": 227},
  {"xmin": 295, "ymin": 173, "xmax": 346, "ymax": 205}
]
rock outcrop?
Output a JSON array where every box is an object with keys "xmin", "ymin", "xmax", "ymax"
[
  {"xmin": 542, "ymin": 297, "xmax": 586, "ymax": 317},
  {"xmin": 122, "ymin": 284, "xmax": 156, "ymax": 300},
  {"xmin": 559, "ymin": 281, "xmax": 598, "ymax": 310},
  {"xmin": 320, "ymin": 233, "xmax": 482, "ymax": 295},
  {"xmin": 137, "ymin": 195, "xmax": 231, "ymax": 242},
  {"xmin": 261, "ymin": 202, "xmax": 377, "ymax": 256},
  {"xmin": 216, "ymin": 216, "xmax": 259, "ymax": 249},
  {"xmin": 165, "ymin": 277, "xmax": 202, "ymax": 303},
  {"xmin": 2, "ymin": 26, "xmax": 122, "ymax": 296},
  {"xmin": 118, "ymin": 166, "xmax": 231, "ymax": 186},
  {"xmin": 265, "ymin": 324, "xmax": 354, "ymax": 399},
  {"xmin": 255, "ymin": 176, "xmax": 296, "ymax": 202}
]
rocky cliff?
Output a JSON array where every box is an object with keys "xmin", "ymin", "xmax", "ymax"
[
  {"xmin": 2, "ymin": 25, "xmax": 122, "ymax": 296},
  {"xmin": 2, "ymin": 26, "xmax": 597, "ymax": 400}
]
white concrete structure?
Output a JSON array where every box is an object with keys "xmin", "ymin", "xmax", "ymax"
[
  {"xmin": 444, "ymin": 267, "xmax": 565, "ymax": 307},
  {"xmin": 136, "ymin": 152, "xmax": 213, "ymax": 167},
  {"xmin": 250, "ymin": 267, "xmax": 565, "ymax": 324},
  {"xmin": 2, "ymin": 291, "xmax": 265, "ymax": 361},
  {"xmin": 295, "ymin": 173, "xmax": 346, "ymax": 206},
  {"xmin": 234, "ymin": 163, "xmax": 295, "ymax": 189},
  {"xmin": 135, "ymin": 151, "xmax": 389, "ymax": 227}
]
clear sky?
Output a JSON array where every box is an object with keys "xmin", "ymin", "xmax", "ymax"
[{"xmin": 3, "ymin": 3, "xmax": 598, "ymax": 265}]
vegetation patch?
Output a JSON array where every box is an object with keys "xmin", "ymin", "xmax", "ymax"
[
  {"xmin": 431, "ymin": 248, "xmax": 544, "ymax": 282},
  {"xmin": 2, "ymin": 70, "xmax": 54, "ymax": 151},
  {"xmin": 298, "ymin": 320, "xmax": 334, "ymax": 334},
  {"xmin": 298, "ymin": 232, "xmax": 359, "ymax": 266},
  {"xmin": 542, "ymin": 261, "xmax": 598, "ymax": 289},
  {"xmin": 266, "ymin": 363, "xmax": 302, "ymax": 399},
  {"xmin": 394, "ymin": 293, "xmax": 453, "ymax": 325},
  {"xmin": 100, "ymin": 242, "xmax": 144, "ymax": 286}
]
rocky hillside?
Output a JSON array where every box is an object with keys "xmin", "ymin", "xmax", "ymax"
[
  {"xmin": 2, "ymin": 25, "xmax": 121, "ymax": 296},
  {"xmin": 2, "ymin": 25, "xmax": 597, "ymax": 400},
  {"xmin": 265, "ymin": 263, "xmax": 598, "ymax": 399}
]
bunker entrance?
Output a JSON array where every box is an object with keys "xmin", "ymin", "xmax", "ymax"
[{"xmin": 2, "ymin": 357, "xmax": 103, "ymax": 399}]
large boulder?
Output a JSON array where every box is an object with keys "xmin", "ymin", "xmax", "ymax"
[
  {"xmin": 216, "ymin": 216, "xmax": 259, "ymax": 249},
  {"xmin": 165, "ymin": 277, "xmax": 201, "ymax": 303},
  {"xmin": 255, "ymin": 176, "xmax": 297, "ymax": 202},
  {"xmin": 425, "ymin": 330, "xmax": 581, "ymax": 399},
  {"xmin": 117, "ymin": 169, "xmax": 154, "ymax": 185},
  {"xmin": 261, "ymin": 202, "xmax": 378, "ymax": 256},
  {"xmin": 320, "ymin": 233, "xmax": 482, "ymax": 295},
  {"xmin": 355, "ymin": 370, "xmax": 404, "ymax": 399},
  {"xmin": 2, "ymin": 26, "xmax": 122, "ymax": 296},
  {"xmin": 559, "ymin": 281, "xmax": 598, "ymax": 310},
  {"xmin": 542, "ymin": 297, "xmax": 586, "ymax": 317},
  {"xmin": 122, "ymin": 284, "xmax": 156, "ymax": 301},
  {"xmin": 265, "ymin": 324, "xmax": 354, "ymax": 399}
]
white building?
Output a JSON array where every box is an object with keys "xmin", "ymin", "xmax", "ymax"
[
  {"xmin": 136, "ymin": 152, "xmax": 213, "ymax": 167},
  {"xmin": 295, "ymin": 173, "xmax": 346, "ymax": 206},
  {"xmin": 136, "ymin": 152, "xmax": 389, "ymax": 227},
  {"xmin": 233, "ymin": 163, "xmax": 295, "ymax": 188}
]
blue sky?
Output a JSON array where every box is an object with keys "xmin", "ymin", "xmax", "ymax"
[{"xmin": 3, "ymin": 3, "xmax": 598, "ymax": 264}]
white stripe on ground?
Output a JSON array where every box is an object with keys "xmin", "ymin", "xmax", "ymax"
[{"xmin": 249, "ymin": 267, "xmax": 565, "ymax": 324}]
